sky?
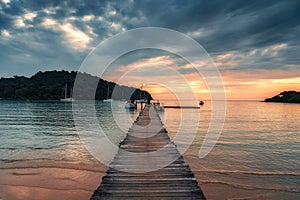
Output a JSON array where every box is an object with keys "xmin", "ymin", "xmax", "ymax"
[{"xmin": 0, "ymin": 0, "xmax": 300, "ymax": 100}]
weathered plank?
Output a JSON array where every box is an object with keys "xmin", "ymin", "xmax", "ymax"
[{"xmin": 91, "ymin": 104, "xmax": 206, "ymax": 199}]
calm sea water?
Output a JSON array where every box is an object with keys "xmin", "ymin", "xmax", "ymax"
[
  {"xmin": 0, "ymin": 100, "xmax": 299, "ymax": 198},
  {"xmin": 0, "ymin": 100, "xmax": 139, "ymax": 162}
]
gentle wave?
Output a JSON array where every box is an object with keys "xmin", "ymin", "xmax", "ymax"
[
  {"xmin": 198, "ymin": 169, "xmax": 300, "ymax": 176},
  {"xmin": 200, "ymin": 180, "xmax": 300, "ymax": 193},
  {"xmin": 0, "ymin": 183, "xmax": 93, "ymax": 192},
  {"xmin": 0, "ymin": 159, "xmax": 106, "ymax": 173},
  {"xmin": 1, "ymin": 100, "xmax": 300, "ymax": 198}
]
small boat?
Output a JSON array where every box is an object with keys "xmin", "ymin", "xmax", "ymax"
[
  {"xmin": 61, "ymin": 98, "xmax": 74, "ymax": 102},
  {"xmin": 103, "ymin": 99, "xmax": 113, "ymax": 102},
  {"xmin": 125, "ymin": 101, "xmax": 136, "ymax": 109},
  {"xmin": 61, "ymin": 84, "xmax": 75, "ymax": 102}
]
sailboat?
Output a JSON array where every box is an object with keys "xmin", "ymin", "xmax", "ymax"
[
  {"xmin": 60, "ymin": 84, "xmax": 75, "ymax": 102},
  {"xmin": 103, "ymin": 86, "xmax": 112, "ymax": 102}
]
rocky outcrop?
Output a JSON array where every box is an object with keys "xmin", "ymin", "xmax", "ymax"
[{"xmin": 265, "ymin": 91, "xmax": 300, "ymax": 103}]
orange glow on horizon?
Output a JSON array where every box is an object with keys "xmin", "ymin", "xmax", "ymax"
[
  {"xmin": 138, "ymin": 75, "xmax": 300, "ymax": 101},
  {"xmin": 103, "ymin": 73, "xmax": 300, "ymax": 101},
  {"xmin": 102, "ymin": 53, "xmax": 300, "ymax": 101}
]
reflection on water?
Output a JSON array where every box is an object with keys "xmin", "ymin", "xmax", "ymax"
[
  {"xmin": 0, "ymin": 100, "xmax": 299, "ymax": 199},
  {"xmin": 0, "ymin": 100, "xmax": 138, "ymax": 162},
  {"xmin": 158, "ymin": 100, "xmax": 300, "ymax": 198}
]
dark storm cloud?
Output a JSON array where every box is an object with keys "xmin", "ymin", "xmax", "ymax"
[
  {"xmin": 0, "ymin": 11, "xmax": 13, "ymax": 29},
  {"xmin": 129, "ymin": 0, "xmax": 300, "ymax": 52},
  {"xmin": 0, "ymin": 0, "xmax": 299, "ymax": 77},
  {"xmin": 202, "ymin": 1, "xmax": 300, "ymax": 52}
]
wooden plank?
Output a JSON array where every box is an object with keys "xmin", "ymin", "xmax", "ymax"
[{"xmin": 91, "ymin": 104, "xmax": 206, "ymax": 199}]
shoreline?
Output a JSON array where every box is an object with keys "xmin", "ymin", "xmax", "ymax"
[
  {"xmin": 1, "ymin": 158, "xmax": 299, "ymax": 200},
  {"xmin": 0, "ymin": 159, "xmax": 107, "ymax": 200}
]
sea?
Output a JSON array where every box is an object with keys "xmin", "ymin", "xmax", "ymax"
[{"xmin": 0, "ymin": 100, "xmax": 299, "ymax": 199}]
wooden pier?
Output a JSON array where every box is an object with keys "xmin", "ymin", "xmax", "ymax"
[
  {"xmin": 91, "ymin": 104, "xmax": 206, "ymax": 199},
  {"xmin": 164, "ymin": 106, "xmax": 200, "ymax": 109}
]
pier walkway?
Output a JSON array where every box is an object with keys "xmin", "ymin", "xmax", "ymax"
[{"xmin": 91, "ymin": 104, "xmax": 206, "ymax": 199}]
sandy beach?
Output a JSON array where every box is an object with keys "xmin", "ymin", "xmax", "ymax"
[
  {"xmin": 185, "ymin": 157, "xmax": 300, "ymax": 200},
  {"xmin": 1, "ymin": 157, "xmax": 298, "ymax": 200},
  {"xmin": 0, "ymin": 160, "xmax": 107, "ymax": 200}
]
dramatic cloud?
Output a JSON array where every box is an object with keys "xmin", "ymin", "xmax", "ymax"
[
  {"xmin": 0, "ymin": 0, "xmax": 299, "ymax": 99},
  {"xmin": 59, "ymin": 23, "xmax": 92, "ymax": 50},
  {"xmin": 1, "ymin": 29, "xmax": 10, "ymax": 37}
]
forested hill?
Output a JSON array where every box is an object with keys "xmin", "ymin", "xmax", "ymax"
[
  {"xmin": 0, "ymin": 70, "xmax": 152, "ymax": 100},
  {"xmin": 265, "ymin": 91, "xmax": 300, "ymax": 104}
]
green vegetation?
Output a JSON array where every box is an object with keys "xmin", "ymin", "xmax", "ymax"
[
  {"xmin": 265, "ymin": 91, "xmax": 300, "ymax": 103},
  {"xmin": 0, "ymin": 70, "xmax": 152, "ymax": 101}
]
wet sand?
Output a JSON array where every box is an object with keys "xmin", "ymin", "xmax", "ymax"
[
  {"xmin": 0, "ymin": 160, "xmax": 107, "ymax": 200},
  {"xmin": 185, "ymin": 157, "xmax": 299, "ymax": 200},
  {"xmin": 200, "ymin": 183, "xmax": 299, "ymax": 200},
  {"xmin": 1, "ymin": 159, "xmax": 298, "ymax": 200}
]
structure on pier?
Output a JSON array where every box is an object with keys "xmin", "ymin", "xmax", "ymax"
[{"xmin": 91, "ymin": 104, "xmax": 206, "ymax": 199}]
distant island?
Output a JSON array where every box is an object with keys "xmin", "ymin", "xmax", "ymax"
[
  {"xmin": 0, "ymin": 70, "xmax": 152, "ymax": 101},
  {"xmin": 265, "ymin": 91, "xmax": 300, "ymax": 104}
]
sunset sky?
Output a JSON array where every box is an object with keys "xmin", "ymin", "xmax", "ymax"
[{"xmin": 1, "ymin": 0, "xmax": 300, "ymax": 100}]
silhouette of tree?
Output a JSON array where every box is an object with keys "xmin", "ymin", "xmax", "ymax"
[{"xmin": 0, "ymin": 71, "xmax": 152, "ymax": 101}]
